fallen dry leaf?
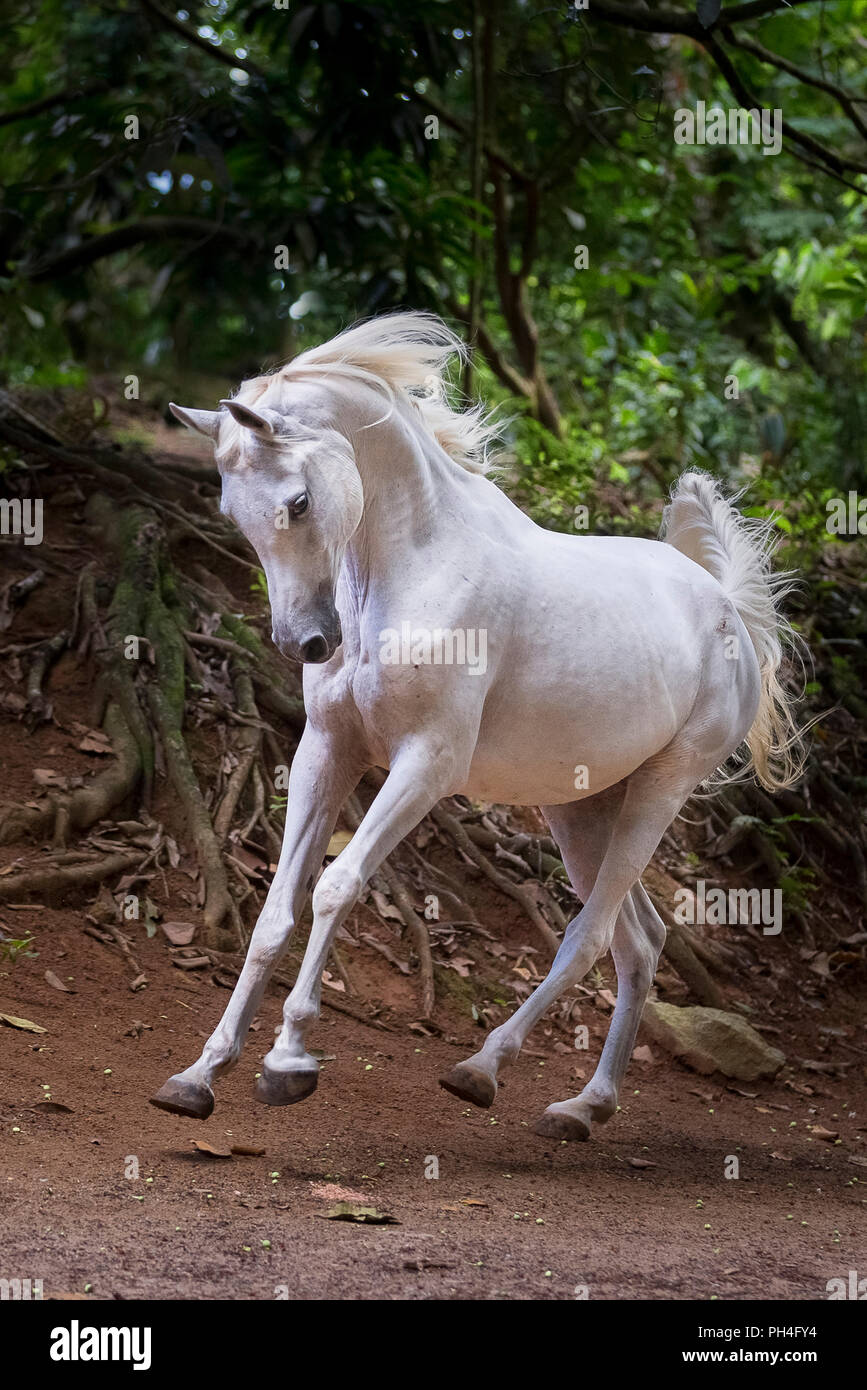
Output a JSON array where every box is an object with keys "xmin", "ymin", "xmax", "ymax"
[
  {"xmin": 78, "ymin": 730, "xmax": 113, "ymax": 755},
  {"xmin": 442, "ymin": 955, "xmax": 474, "ymax": 978},
  {"xmin": 0, "ymin": 1012, "xmax": 47, "ymax": 1033},
  {"xmin": 44, "ymin": 969, "xmax": 73, "ymax": 993},
  {"xmin": 326, "ymin": 830, "xmax": 354, "ymax": 858},
  {"xmin": 807, "ymin": 952, "xmax": 831, "ymax": 979},
  {"xmin": 627, "ymin": 1157, "xmax": 657, "ymax": 1169},
  {"xmin": 160, "ymin": 921, "xmax": 197, "ymax": 946},
  {"xmin": 810, "ymin": 1125, "xmax": 840, "ymax": 1142},
  {"xmin": 319, "ymin": 1203, "xmax": 399, "ymax": 1225},
  {"xmin": 368, "ymin": 888, "xmax": 403, "ymax": 923},
  {"xmin": 190, "ymin": 1139, "xmax": 232, "ymax": 1158},
  {"xmin": 783, "ymin": 1079, "xmax": 814, "ymax": 1096}
]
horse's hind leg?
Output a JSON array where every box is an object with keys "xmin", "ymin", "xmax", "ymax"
[
  {"xmin": 533, "ymin": 884, "xmax": 664, "ymax": 1141},
  {"xmin": 528, "ymin": 749, "xmax": 715, "ymax": 1140},
  {"xmin": 442, "ymin": 745, "xmax": 712, "ymax": 1134},
  {"xmin": 440, "ymin": 784, "xmax": 625, "ymax": 1110}
]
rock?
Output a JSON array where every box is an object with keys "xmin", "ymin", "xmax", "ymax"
[{"xmin": 640, "ymin": 1001, "xmax": 785, "ymax": 1081}]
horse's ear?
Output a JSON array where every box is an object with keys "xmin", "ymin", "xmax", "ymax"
[
  {"xmin": 169, "ymin": 404, "xmax": 222, "ymax": 439},
  {"xmin": 219, "ymin": 399, "xmax": 277, "ymax": 435}
]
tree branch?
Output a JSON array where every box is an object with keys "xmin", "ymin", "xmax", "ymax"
[
  {"xmin": 588, "ymin": 0, "xmax": 818, "ymax": 37},
  {"xmin": 23, "ymin": 217, "xmax": 253, "ymax": 281},
  {"xmin": 589, "ymin": 3, "xmax": 867, "ymax": 189},
  {"xmin": 447, "ymin": 297, "xmax": 535, "ymax": 399},
  {"xmin": 705, "ymin": 34, "xmax": 867, "ymax": 177},
  {"xmin": 423, "ymin": 95, "xmax": 534, "ymax": 184},
  {"xmin": 139, "ymin": 0, "xmax": 265, "ymax": 79},
  {"xmin": 721, "ymin": 25, "xmax": 867, "ymax": 143},
  {"xmin": 0, "ymin": 84, "xmax": 109, "ymax": 128}
]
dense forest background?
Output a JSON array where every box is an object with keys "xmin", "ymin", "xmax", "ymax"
[
  {"xmin": 3, "ymin": 0, "xmax": 866, "ymax": 496},
  {"xmin": 1, "ymin": 1, "xmax": 866, "ymax": 957}
]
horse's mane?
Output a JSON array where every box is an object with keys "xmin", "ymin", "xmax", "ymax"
[{"xmin": 223, "ymin": 312, "xmax": 500, "ymax": 474}]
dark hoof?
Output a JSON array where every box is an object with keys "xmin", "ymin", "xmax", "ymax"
[
  {"xmin": 150, "ymin": 1075, "xmax": 214, "ymax": 1120},
  {"xmin": 255, "ymin": 1063, "xmax": 319, "ymax": 1107},
  {"xmin": 439, "ymin": 1063, "xmax": 497, "ymax": 1109},
  {"xmin": 532, "ymin": 1107, "xmax": 591, "ymax": 1143}
]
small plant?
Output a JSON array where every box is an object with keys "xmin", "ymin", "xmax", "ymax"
[
  {"xmin": 0, "ymin": 933, "xmax": 38, "ymax": 964},
  {"xmin": 250, "ymin": 569, "xmax": 268, "ymax": 601}
]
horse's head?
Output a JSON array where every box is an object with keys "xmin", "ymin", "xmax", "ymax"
[{"xmin": 170, "ymin": 391, "xmax": 363, "ymax": 664}]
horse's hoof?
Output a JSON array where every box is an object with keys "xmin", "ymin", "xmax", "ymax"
[
  {"xmin": 439, "ymin": 1063, "xmax": 497, "ymax": 1109},
  {"xmin": 532, "ymin": 1106, "xmax": 591, "ymax": 1143},
  {"xmin": 255, "ymin": 1063, "xmax": 319, "ymax": 1107},
  {"xmin": 150, "ymin": 1075, "xmax": 214, "ymax": 1120}
]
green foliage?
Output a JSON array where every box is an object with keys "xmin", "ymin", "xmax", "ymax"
[
  {"xmin": 1, "ymin": 0, "xmax": 865, "ymax": 497},
  {"xmin": 0, "ymin": 933, "xmax": 37, "ymax": 964}
]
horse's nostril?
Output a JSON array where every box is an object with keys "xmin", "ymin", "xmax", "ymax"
[{"xmin": 301, "ymin": 635, "xmax": 329, "ymax": 663}]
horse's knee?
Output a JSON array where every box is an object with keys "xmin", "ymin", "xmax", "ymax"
[
  {"xmin": 312, "ymin": 862, "xmax": 362, "ymax": 919},
  {"xmin": 249, "ymin": 931, "xmax": 292, "ymax": 974}
]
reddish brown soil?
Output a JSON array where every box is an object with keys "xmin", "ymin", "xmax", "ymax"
[
  {"xmin": 1, "ymin": 922, "xmax": 866, "ymax": 1300},
  {"xmin": 1, "ymin": 433, "xmax": 865, "ymax": 1300}
]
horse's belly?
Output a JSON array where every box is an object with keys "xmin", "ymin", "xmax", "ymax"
[{"xmin": 457, "ymin": 718, "xmax": 665, "ymax": 806}]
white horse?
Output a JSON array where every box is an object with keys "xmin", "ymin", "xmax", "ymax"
[{"xmin": 153, "ymin": 312, "xmax": 801, "ymax": 1142}]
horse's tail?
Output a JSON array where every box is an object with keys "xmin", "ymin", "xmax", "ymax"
[{"xmin": 661, "ymin": 470, "xmax": 807, "ymax": 791}]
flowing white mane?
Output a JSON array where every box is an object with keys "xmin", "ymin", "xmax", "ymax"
[{"xmin": 222, "ymin": 311, "xmax": 500, "ymax": 474}]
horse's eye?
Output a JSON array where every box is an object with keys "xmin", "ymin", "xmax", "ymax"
[{"xmin": 288, "ymin": 492, "xmax": 308, "ymax": 517}]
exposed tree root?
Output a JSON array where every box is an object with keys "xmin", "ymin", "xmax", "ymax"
[
  {"xmin": 0, "ymin": 850, "xmax": 144, "ymax": 901},
  {"xmin": 213, "ymin": 661, "xmax": 260, "ymax": 843},
  {"xmin": 429, "ymin": 802, "xmax": 562, "ymax": 956},
  {"xmin": 25, "ymin": 628, "xmax": 69, "ymax": 721}
]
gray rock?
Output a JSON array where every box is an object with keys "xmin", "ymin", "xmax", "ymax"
[{"xmin": 641, "ymin": 1001, "xmax": 785, "ymax": 1081}]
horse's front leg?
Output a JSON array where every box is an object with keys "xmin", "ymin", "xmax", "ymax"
[
  {"xmin": 257, "ymin": 740, "xmax": 457, "ymax": 1105},
  {"xmin": 150, "ymin": 726, "xmax": 363, "ymax": 1119}
]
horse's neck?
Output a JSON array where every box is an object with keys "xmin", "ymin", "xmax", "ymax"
[{"xmin": 344, "ymin": 401, "xmax": 480, "ymax": 590}]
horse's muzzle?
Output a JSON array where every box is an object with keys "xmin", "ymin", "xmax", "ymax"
[{"xmin": 272, "ymin": 614, "xmax": 342, "ymax": 664}]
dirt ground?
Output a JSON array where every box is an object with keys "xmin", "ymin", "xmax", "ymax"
[
  {"xmin": 1, "ymin": 918, "xmax": 865, "ymax": 1301},
  {"xmin": 1, "ymin": 424, "xmax": 865, "ymax": 1301}
]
